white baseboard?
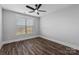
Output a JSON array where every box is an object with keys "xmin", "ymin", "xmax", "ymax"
[
  {"xmin": 1, "ymin": 35, "xmax": 40, "ymax": 47},
  {"xmin": 40, "ymin": 35, "xmax": 79, "ymax": 50}
]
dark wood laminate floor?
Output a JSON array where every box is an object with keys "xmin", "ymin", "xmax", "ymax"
[{"xmin": 0, "ymin": 37, "xmax": 79, "ymax": 55}]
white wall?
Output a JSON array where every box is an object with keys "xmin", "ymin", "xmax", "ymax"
[
  {"xmin": 2, "ymin": 9, "xmax": 40, "ymax": 43},
  {"xmin": 0, "ymin": 5, "xmax": 2, "ymax": 44},
  {"xmin": 40, "ymin": 5, "xmax": 79, "ymax": 49}
]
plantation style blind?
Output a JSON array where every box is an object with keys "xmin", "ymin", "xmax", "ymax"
[{"xmin": 16, "ymin": 19, "xmax": 33, "ymax": 35}]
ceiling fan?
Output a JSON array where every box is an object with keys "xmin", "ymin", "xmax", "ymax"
[{"xmin": 26, "ymin": 4, "xmax": 46, "ymax": 15}]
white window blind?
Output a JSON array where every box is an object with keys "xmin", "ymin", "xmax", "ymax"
[{"xmin": 16, "ymin": 19, "xmax": 33, "ymax": 35}]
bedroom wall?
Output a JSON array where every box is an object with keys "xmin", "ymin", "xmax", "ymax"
[
  {"xmin": 2, "ymin": 9, "xmax": 40, "ymax": 43},
  {"xmin": 40, "ymin": 5, "xmax": 79, "ymax": 49},
  {"xmin": 0, "ymin": 5, "xmax": 2, "ymax": 44}
]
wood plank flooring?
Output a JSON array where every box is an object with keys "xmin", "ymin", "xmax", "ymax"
[{"xmin": 0, "ymin": 37, "xmax": 79, "ymax": 55}]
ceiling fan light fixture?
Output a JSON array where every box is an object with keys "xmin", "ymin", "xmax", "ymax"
[
  {"xmin": 35, "ymin": 10, "xmax": 38, "ymax": 13},
  {"xmin": 26, "ymin": 4, "xmax": 46, "ymax": 15}
]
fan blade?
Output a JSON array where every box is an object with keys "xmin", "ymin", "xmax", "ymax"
[
  {"xmin": 37, "ymin": 12, "xmax": 39, "ymax": 15},
  {"xmin": 29, "ymin": 11, "xmax": 34, "ymax": 13},
  {"xmin": 37, "ymin": 4, "xmax": 42, "ymax": 10},
  {"xmin": 26, "ymin": 5, "xmax": 35, "ymax": 10},
  {"xmin": 38, "ymin": 10, "xmax": 46, "ymax": 12},
  {"xmin": 35, "ymin": 4, "xmax": 38, "ymax": 7}
]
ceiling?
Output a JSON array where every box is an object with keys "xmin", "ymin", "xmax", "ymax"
[{"xmin": 1, "ymin": 4, "xmax": 72, "ymax": 17}]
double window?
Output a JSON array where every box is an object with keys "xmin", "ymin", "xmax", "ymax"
[{"xmin": 16, "ymin": 19, "xmax": 33, "ymax": 35}]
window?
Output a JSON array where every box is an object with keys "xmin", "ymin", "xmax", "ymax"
[
  {"xmin": 16, "ymin": 19, "xmax": 33, "ymax": 35},
  {"xmin": 26, "ymin": 19, "xmax": 33, "ymax": 34}
]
